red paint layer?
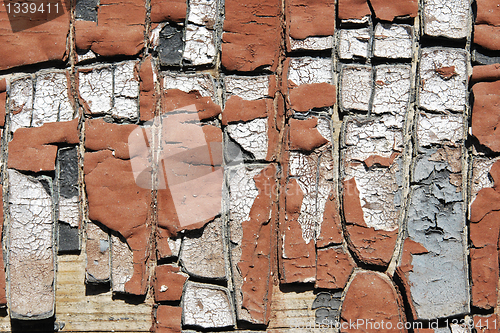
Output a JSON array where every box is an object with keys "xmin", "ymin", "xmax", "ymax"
[
  {"xmin": 9, "ymin": 119, "xmax": 79, "ymax": 172},
  {"xmin": 75, "ymin": 0, "xmax": 145, "ymax": 56},
  {"xmin": 316, "ymin": 246, "xmax": 355, "ymax": 289},
  {"xmin": 370, "ymin": 0, "xmax": 418, "ymax": 21},
  {"xmin": 281, "ymin": 178, "xmax": 316, "ymax": 283},
  {"xmin": 289, "ymin": 83, "xmax": 336, "ymax": 112},
  {"xmin": 476, "ymin": 0, "xmax": 500, "ymax": 26},
  {"xmin": 340, "ymin": 271, "xmax": 407, "ymax": 333},
  {"xmin": 288, "ymin": 117, "xmax": 328, "ymax": 152},
  {"xmin": 474, "ymin": 25, "xmax": 500, "ymax": 51},
  {"xmin": 316, "ymin": 192, "xmax": 343, "ymax": 247},
  {"xmin": 286, "ymin": 0, "xmax": 335, "ymax": 40},
  {"xmin": 471, "ymin": 64, "xmax": 500, "ymax": 83},
  {"xmin": 338, "ymin": 0, "xmax": 371, "ymax": 20},
  {"xmin": 154, "ymin": 305, "xmax": 182, "ymax": 333},
  {"xmin": 472, "ymin": 81, "xmax": 500, "ymax": 152},
  {"xmin": 139, "ymin": 56, "xmax": 156, "ymax": 121},
  {"xmin": 154, "ymin": 265, "xmax": 187, "ymax": 302},
  {"xmin": 150, "ymin": 0, "xmax": 186, "ymax": 23},
  {"xmin": 222, "ymin": 0, "xmax": 281, "ymax": 72},
  {"xmin": 85, "ymin": 119, "xmax": 151, "ymax": 295},
  {"xmin": 238, "ymin": 164, "xmax": 277, "ymax": 324},
  {"xmin": 0, "ymin": 2, "xmax": 70, "ymax": 70},
  {"xmin": 343, "ymin": 178, "xmax": 398, "ymax": 266},
  {"xmin": 222, "ymin": 96, "xmax": 270, "ymax": 125}
]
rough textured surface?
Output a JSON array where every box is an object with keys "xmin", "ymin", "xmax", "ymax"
[
  {"xmin": 419, "ymin": 48, "xmax": 467, "ymax": 113},
  {"xmin": 287, "ymin": 57, "xmax": 333, "ymax": 86},
  {"xmin": 281, "ymin": 116, "xmax": 333, "ymax": 283},
  {"xmin": 9, "ymin": 71, "xmax": 75, "ymax": 133},
  {"xmin": 0, "ymin": 1, "xmax": 70, "ymax": 70},
  {"xmin": 9, "ymin": 119, "xmax": 80, "ymax": 173},
  {"xmin": 86, "ymin": 222, "xmax": 111, "ymax": 283},
  {"xmin": 57, "ymin": 147, "xmax": 80, "ymax": 252},
  {"xmin": 222, "ymin": 0, "xmax": 281, "ymax": 72},
  {"xmin": 340, "ymin": 271, "xmax": 407, "ymax": 332},
  {"xmin": 111, "ymin": 234, "xmax": 134, "ymax": 293},
  {"xmin": 373, "ymin": 24, "xmax": 413, "ymax": 59},
  {"xmin": 402, "ymin": 148, "xmax": 469, "ymax": 320},
  {"xmin": 474, "ymin": 25, "xmax": 500, "ymax": 51},
  {"xmin": 372, "ymin": 65, "xmax": 411, "ymax": 120},
  {"xmin": 180, "ymin": 219, "xmax": 226, "ymax": 280},
  {"xmin": 85, "ymin": 119, "xmax": 151, "ymax": 295},
  {"xmin": 79, "ymin": 61, "xmax": 140, "ymax": 120},
  {"xmin": 229, "ymin": 164, "xmax": 277, "ymax": 324},
  {"xmin": 286, "ymin": 0, "xmax": 335, "ymax": 41},
  {"xmin": 370, "ymin": 0, "xmax": 418, "ymax": 21},
  {"xmin": 472, "ymin": 80, "xmax": 500, "ymax": 152},
  {"xmin": 315, "ymin": 246, "xmax": 355, "ymax": 289},
  {"xmin": 75, "ymin": 0, "xmax": 145, "ymax": 56},
  {"xmin": 422, "ymin": 0, "xmax": 470, "ymax": 39},
  {"xmin": 182, "ymin": 282, "xmax": 235, "ymax": 329},
  {"xmin": 470, "ymin": 160, "xmax": 500, "ymax": 310},
  {"xmin": 340, "ymin": 65, "xmax": 372, "ymax": 112},
  {"xmin": 155, "ymin": 305, "xmax": 182, "ymax": 333},
  {"xmin": 338, "ymin": 0, "xmax": 371, "ymax": 21},
  {"xmin": 154, "ymin": 264, "xmax": 188, "ymax": 302},
  {"xmin": 8, "ymin": 169, "xmax": 55, "ymax": 319},
  {"xmin": 338, "ymin": 28, "xmax": 370, "ymax": 60}
]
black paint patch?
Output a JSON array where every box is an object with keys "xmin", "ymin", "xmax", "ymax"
[
  {"xmin": 158, "ymin": 24, "xmax": 184, "ymax": 66},
  {"xmin": 58, "ymin": 221, "xmax": 80, "ymax": 253},
  {"xmin": 58, "ymin": 147, "xmax": 79, "ymax": 199},
  {"xmin": 75, "ymin": 0, "xmax": 99, "ymax": 22}
]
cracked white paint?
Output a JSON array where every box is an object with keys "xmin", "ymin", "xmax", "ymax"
[
  {"xmin": 183, "ymin": 282, "xmax": 234, "ymax": 328},
  {"xmin": 372, "ymin": 65, "xmax": 411, "ymax": 123},
  {"xmin": 79, "ymin": 62, "xmax": 139, "ymax": 120},
  {"xmin": 288, "ymin": 57, "xmax": 332, "ymax": 86},
  {"xmin": 224, "ymin": 75, "xmax": 270, "ymax": 100},
  {"xmin": 338, "ymin": 28, "xmax": 371, "ymax": 59},
  {"xmin": 111, "ymin": 234, "xmax": 133, "ymax": 293},
  {"xmin": 113, "ymin": 61, "xmax": 139, "ymax": 120},
  {"xmin": 341, "ymin": 16, "xmax": 371, "ymax": 25},
  {"xmin": 289, "ymin": 134, "xmax": 333, "ymax": 244},
  {"xmin": 228, "ymin": 165, "xmax": 262, "ymax": 244},
  {"xmin": 290, "ymin": 36, "xmax": 334, "ymax": 51},
  {"xmin": 188, "ymin": 0, "xmax": 217, "ymax": 28},
  {"xmin": 33, "ymin": 71, "xmax": 74, "ymax": 127},
  {"xmin": 79, "ymin": 66, "xmax": 113, "ymax": 115},
  {"xmin": 163, "ymin": 72, "xmax": 215, "ymax": 98},
  {"xmin": 183, "ymin": 25, "xmax": 216, "ymax": 66},
  {"xmin": 341, "ymin": 65, "xmax": 372, "ymax": 112},
  {"xmin": 86, "ymin": 221, "xmax": 110, "ymax": 283},
  {"xmin": 228, "ymin": 164, "xmax": 265, "ymax": 323},
  {"xmin": 180, "ymin": 219, "xmax": 226, "ymax": 279},
  {"xmin": 76, "ymin": 49, "xmax": 97, "ymax": 63},
  {"xmin": 423, "ymin": 0, "xmax": 470, "ymax": 39},
  {"xmin": 373, "ymin": 23, "xmax": 412, "ymax": 59},
  {"xmin": 227, "ymin": 118, "xmax": 268, "ymax": 160},
  {"xmin": 167, "ymin": 237, "xmax": 182, "ymax": 258},
  {"xmin": 470, "ymin": 157, "xmax": 500, "ymax": 203},
  {"xmin": 8, "ymin": 169, "xmax": 55, "ymax": 319},
  {"xmin": 417, "ymin": 112, "xmax": 464, "ymax": 148},
  {"xmin": 345, "ymin": 163, "xmax": 401, "ymax": 231},
  {"xmin": 419, "ymin": 48, "xmax": 467, "ymax": 112},
  {"xmin": 344, "ymin": 117, "xmax": 403, "ymax": 165},
  {"xmin": 316, "ymin": 117, "xmax": 332, "ymax": 142},
  {"xmin": 58, "ymin": 196, "xmax": 79, "ymax": 228},
  {"xmin": 9, "ymin": 76, "xmax": 33, "ymax": 133}
]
